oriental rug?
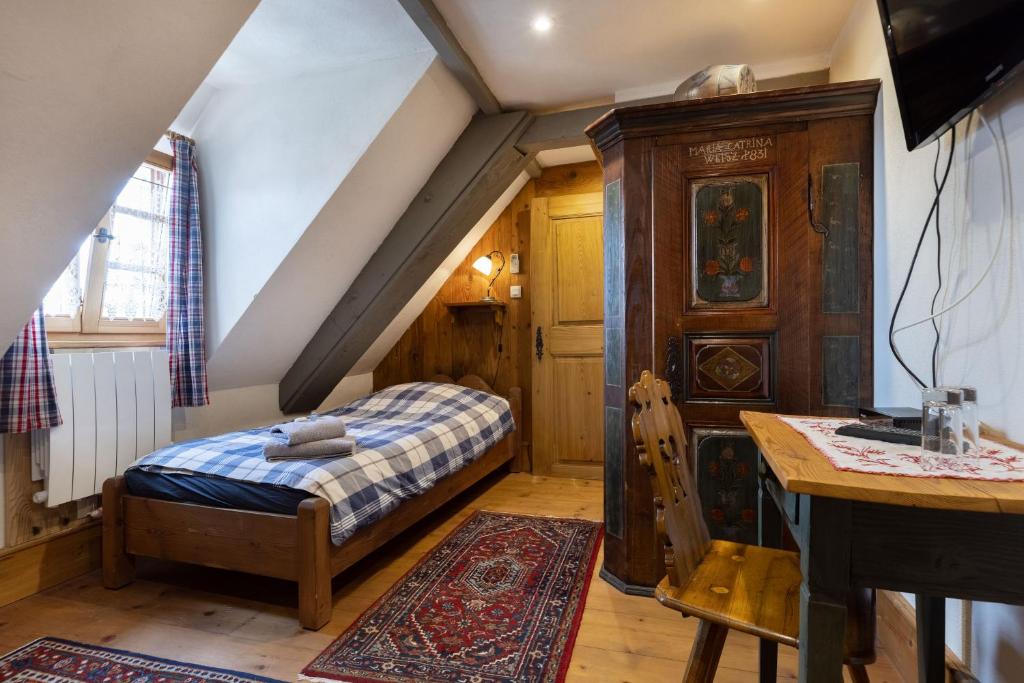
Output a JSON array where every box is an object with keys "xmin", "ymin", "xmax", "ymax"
[
  {"xmin": 0, "ymin": 637, "xmax": 285, "ymax": 682},
  {"xmin": 302, "ymin": 511, "xmax": 603, "ymax": 683}
]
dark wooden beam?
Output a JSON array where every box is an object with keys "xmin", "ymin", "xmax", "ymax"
[
  {"xmin": 279, "ymin": 111, "xmax": 533, "ymax": 412},
  {"xmin": 398, "ymin": 0, "xmax": 501, "ymax": 115},
  {"xmin": 515, "ymin": 96, "xmax": 669, "ymax": 154}
]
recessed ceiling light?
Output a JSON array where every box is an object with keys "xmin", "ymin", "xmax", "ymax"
[{"xmin": 531, "ymin": 14, "xmax": 553, "ymax": 33}]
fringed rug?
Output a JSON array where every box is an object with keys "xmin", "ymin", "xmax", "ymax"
[
  {"xmin": 302, "ymin": 510, "xmax": 603, "ymax": 683},
  {"xmin": 0, "ymin": 637, "xmax": 286, "ymax": 683}
]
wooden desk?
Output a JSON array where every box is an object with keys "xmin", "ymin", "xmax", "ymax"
[{"xmin": 742, "ymin": 410, "xmax": 1024, "ymax": 683}]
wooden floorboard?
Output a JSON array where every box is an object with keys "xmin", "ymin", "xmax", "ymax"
[{"xmin": 0, "ymin": 473, "xmax": 905, "ymax": 681}]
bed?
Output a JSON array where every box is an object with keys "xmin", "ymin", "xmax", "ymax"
[{"xmin": 102, "ymin": 375, "xmax": 521, "ymax": 630}]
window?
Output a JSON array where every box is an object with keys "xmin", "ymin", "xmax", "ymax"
[{"xmin": 44, "ymin": 151, "xmax": 173, "ymax": 345}]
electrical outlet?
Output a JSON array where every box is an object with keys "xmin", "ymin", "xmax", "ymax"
[
  {"xmin": 510, "ymin": 285, "xmax": 523, "ymax": 299},
  {"xmin": 509, "ymin": 252, "xmax": 520, "ymax": 274}
]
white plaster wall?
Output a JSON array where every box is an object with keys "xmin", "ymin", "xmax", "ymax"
[
  {"xmin": 831, "ymin": 1, "xmax": 1024, "ymax": 678},
  {"xmin": 193, "ymin": 51, "xmax": 436, "ymax": 366},
  {"xmin": 172, "ymin": 372, "xmax": 373, "ymax": 442},
  {"xmin": 0, "ymin": 0, "xmax": 257, "ymax": 349},
  {"xmin": 200, "ymin": 56, "xmax": 476, "ymax": 390}
]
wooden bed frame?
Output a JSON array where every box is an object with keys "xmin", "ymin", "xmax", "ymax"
[{"xmin": 101, "ymin": 375, "xmax": 521, "ymax": 630}]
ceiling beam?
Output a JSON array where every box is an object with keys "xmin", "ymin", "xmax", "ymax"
[
  {"xmin": 516, "ymin": 96, "xmax": 670, "ymax": 154},
  {"xmin": 398, "ymin": 0, "xmax": 502, "ymax": 115},
  {"xmin": 280, "ymin": 110, "xmax": 533, "ymax": 412}
]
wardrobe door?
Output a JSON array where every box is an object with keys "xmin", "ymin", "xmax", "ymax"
[{"xmin": 652, "ymin": 125, "xmax": 810, "ymax": 544}]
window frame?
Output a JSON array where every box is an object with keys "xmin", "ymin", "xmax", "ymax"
[{"xmin": 47, "ymin": 150, "xmax": 174, "ymax": 349}]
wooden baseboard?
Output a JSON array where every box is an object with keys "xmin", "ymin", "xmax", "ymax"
[
  {"xmin": 0, "ymin": 522, "xmax": 101, "ymax": 608},
  {"xmin": 876, "ymin": 590, "xmax": 978, "ymax": 683}
]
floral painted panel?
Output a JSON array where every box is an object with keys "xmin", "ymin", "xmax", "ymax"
[
  {"xmin": 692, "ymin": 429, "xmax": 758, "ymax": 544},
  {"xmin": 691, "ymin": 175, "xmax": 768, "ymax": 307}
]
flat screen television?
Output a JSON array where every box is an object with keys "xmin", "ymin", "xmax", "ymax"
[{"xmin": 877, "ymin": 0, "xmax": 1024, "ymax": 150}]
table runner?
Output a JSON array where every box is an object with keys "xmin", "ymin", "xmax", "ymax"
[{"xmin": 779, "ymin": 416, "xmax": 1024, "ymax": 481}]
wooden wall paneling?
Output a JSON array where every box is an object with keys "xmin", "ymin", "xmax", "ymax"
[
  {"xmin": 3, "ymin": 433, "xmax": 91, "ymax": 547},
  {"xmin": 875, "ymin": 590, "xmax": 977, "ymax": 683},
  {"xmin": 533, "ymin": 161, "xmax": 603, "ymax": 198},
  {"xmin": 373, "ymin": 163, "xmax": 602, "ymax": 472},
  {"xmin": 0, "ymin": 523, "xmax": 101, "ymax": 608}
]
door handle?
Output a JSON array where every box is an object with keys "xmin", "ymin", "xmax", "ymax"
[
  {"xmin": 535, "ymin": 326, "xmax": 544, "ymax": 361},
  {"xmin": 807, "ymin": 172, "xmax": 830, "ymax": 239}
]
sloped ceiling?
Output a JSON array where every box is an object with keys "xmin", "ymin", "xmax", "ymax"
[
  {"xmin": 204, "ymin": 56, "xmax": 477, "ymax": 389},
  {"xmin": 202, "ymin": 0, "xmax": 429, "ymax": 88},
  {"xmin": 0, "ymin": 0, "xmax": 258, "ymax": 349}
]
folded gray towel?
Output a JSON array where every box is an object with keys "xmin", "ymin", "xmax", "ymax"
[
  {"xmin": 270, "ymin": 414, "xmax": 347, "ymax": 446},
  {"xmin": 263, "ymin": 436, "xmax": 357, "ymax": 462}
]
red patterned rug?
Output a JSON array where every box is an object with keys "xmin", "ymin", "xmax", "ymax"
[
  {"xmin": 0, "ymin": 637, "xmax": 285, "ymax": 682},
  {"xmin": 302, "ymin": 510, "xmax": 603, "ymax": 683}
]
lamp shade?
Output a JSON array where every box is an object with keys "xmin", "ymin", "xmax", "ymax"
[{"xmin": 472, "ymin": 255, "xmax": 493, "ymax": 276}]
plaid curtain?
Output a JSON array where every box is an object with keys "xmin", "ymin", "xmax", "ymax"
[
  {"xmin": 0, "ymin": 308, "xmax": 62, "ymax": 433},
  {"xmin": 167, "ymin": 136, "xmax": 209, "ymax": 407}
]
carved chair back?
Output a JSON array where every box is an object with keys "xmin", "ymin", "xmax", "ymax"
[{"xmin": 630, "ymin": 371, "xmax": 711, "ymax": 589}]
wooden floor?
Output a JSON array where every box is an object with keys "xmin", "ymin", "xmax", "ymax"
[{"xmin": 0, "ymin": 473, "xmax": 905, "ymax": 682}]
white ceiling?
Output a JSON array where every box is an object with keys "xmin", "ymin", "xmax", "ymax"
[
  {"xmin": 434, "ymin": 0, "xmax": 856, "ymax": 110},
  {"xmin": 204, "ymin": 0, "xmax": 432, "ymax": 88}
]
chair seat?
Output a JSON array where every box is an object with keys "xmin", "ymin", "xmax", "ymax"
[{"xmin": 654, "ymin": 539, "xmax": 801, "ymax": 647}]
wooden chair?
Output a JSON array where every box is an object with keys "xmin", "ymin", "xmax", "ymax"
[{"xmin": 629, "ymin": 371, "xmax": 874, "ymax": 682}]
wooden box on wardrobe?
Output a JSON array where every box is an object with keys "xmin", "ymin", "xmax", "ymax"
[{"xmin": 586, "ymin": 81, "xmax": 880, "ymax": 593}]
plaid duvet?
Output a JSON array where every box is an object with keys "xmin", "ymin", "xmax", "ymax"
[{"xmin": 130, "ymin": 382, "xmax": 514, "ymax": 545}]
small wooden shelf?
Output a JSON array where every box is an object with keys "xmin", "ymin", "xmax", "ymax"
[{"xmin": 445, "ymin": 301, "xmax": 506, "ymax": 325}]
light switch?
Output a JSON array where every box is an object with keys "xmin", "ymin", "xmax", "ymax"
[{"xmin": 509, "ymin": 285, "xmax": 523, "ymax": 299}]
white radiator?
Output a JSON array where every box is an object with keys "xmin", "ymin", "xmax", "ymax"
[{"xmin": 32, "ymin": 349, "xmax": 172, "ymax": 507}]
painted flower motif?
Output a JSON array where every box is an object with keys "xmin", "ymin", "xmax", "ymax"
[
  {"xmin": 736, "ymin": 462, "xmax": 750, "ymax": 478},
  {"xmin": 739, "ymin": 257, "xmax": 754, "ymax": 273},
  {"xmin": 735, "ymin": 207, "xmax": 750, "ymax": 222},
  {"xmin": 718, "ymin": 191, "xmax": 734, "ymax": 209},
  {"xmin": 741, "ymin": 508, "xmax": 755, "ymax": 523},
  {"xmin": 708, "ymin": 461, "xmax": 720, "ymax": 477},
  {"xmin": 710, "ymin": 508, "xmax": 726, "ymax": 522},
  {"xmin": 704, "ymin": 260, "xmax": 721, "ymax": 276},
  {"xmin": 721, "ymin": 445, "xmax": 735, "ymax": 461},
  {"xmin": 703, "ymin": 209, "xmax": 720, "ymax": 225}
]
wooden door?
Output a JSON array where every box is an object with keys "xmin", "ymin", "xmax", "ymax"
[
  {"xmin": 652, "ymin": 126, "xmax": 812, "ymax": 544},
  {"xmin": 531, "ymin": 192, "xmax": 604, "ymax": 479}
]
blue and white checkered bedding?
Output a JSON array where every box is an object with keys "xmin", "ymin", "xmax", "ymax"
[{"xmin": 129, "ymin": 382, "xmax": 515, "ymax": 545}]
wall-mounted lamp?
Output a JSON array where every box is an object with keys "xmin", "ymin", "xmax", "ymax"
[{"xmin": 472, "ymin": 250, "xmax": 505, "ymax": 302}]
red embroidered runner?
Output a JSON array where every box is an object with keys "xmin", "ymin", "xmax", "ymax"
[
  {"xmin": 301, "ymin": 510, "xmax": 603, "ymax": 683},
  {"xmin": 780, "ymin": 416, "xmax": 1024, "ymax": 481}
]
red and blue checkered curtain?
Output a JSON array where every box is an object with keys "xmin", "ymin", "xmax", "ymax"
[
  {"xmin": 167, "ymin": 136, "xmax": 209, "ymax": 407},
  {"xmin": 0, "ymin": 308, "xmax": 62, "ymax": 433}
]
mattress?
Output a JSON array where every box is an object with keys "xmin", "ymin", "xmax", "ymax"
[{"xmin": 124, "ymin": 468, "xmax": 310, "ymax": 515}]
